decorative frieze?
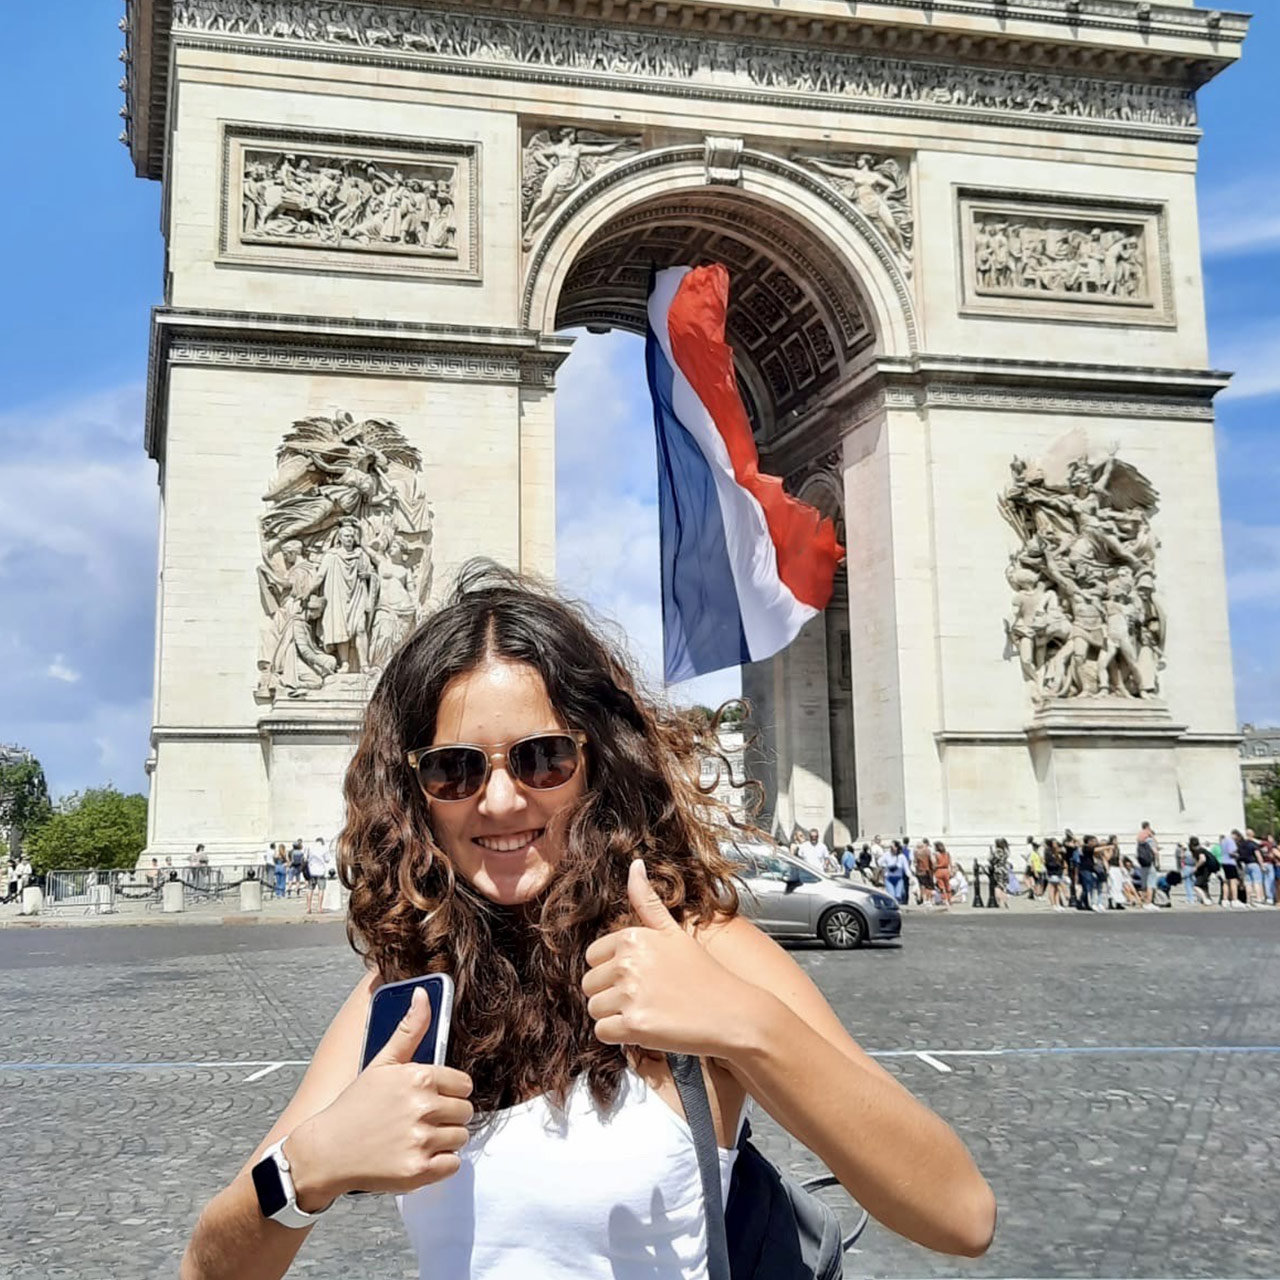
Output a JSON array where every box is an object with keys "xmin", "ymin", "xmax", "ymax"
[
  {"xmin": 171, "ymin": 1, "xmax": 1198, "ymax": 136},
  {"xmin": 959, "ymin": 190, "xmax": 1171, "ymax": 326},
  {"xmin": 222, "ymin": 126, "xmax": 480, "ymax": 279},
  {"xmin": 521, "ymin": 127, "xmax": 642, "ymax": 249},
  {"xmin": 999, "ymin": 447, "xmax": 1165, "ymax": 704},
  {"xmin": 796, "ymin": 153, "xmax": 913, "ymax": 270}
]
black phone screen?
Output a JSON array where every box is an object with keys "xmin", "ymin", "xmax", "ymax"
[{"xmin": 360, "ymin": 975, "xmax": 450, "ymax": 1070}]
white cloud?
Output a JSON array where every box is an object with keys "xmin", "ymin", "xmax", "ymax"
[
  {"xmin": 1211, "ymin": 324, "xmax": 1280, "ymax": 402},
  {"xmin": 47, "ymin": 656, "xmax": 81, "ymax": 684},
  {"xmin": 1200, "ymin": 176, "xmax": 1280, "ymax": 259},
  {"xmin": 0, "ymin": 383, "xmax": 156, "ymax": 797}
]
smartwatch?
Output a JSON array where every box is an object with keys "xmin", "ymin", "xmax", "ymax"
[{"xmin": 251, "ymin": 1137, "xmax": 329, "ymax": 1229}]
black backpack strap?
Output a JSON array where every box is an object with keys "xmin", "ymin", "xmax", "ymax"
[{"xmin": 667, "ymin": 1053, "xmax": 732, "ymax": 1280}]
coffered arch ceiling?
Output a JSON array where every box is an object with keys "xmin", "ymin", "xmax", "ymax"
[{"xmin": 554, "ymin": 189, "xmax": 876, "ymax": 442}]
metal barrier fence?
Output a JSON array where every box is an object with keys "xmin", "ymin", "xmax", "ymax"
[{"xmin": 44, "ymin": 870, "xmax": 119, "ymax": 915}]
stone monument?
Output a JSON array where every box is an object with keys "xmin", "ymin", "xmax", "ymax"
[{"xmin": 121, "ymin": 0, "xmax": 1248, "ymax": 863}]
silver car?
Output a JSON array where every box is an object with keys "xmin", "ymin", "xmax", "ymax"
[{"xmin": 723, "ymin": 842, "xmax": 902, "ymax": 949}]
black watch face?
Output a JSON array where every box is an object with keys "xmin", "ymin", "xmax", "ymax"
[{"xmin": 252, "ymin": 1155, "xmax": 289, "ymax": 1218}]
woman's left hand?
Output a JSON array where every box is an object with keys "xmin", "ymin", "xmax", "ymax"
[{"xmin": 582, "ymin": 859, "xmax": 757, "ymax": 1058}]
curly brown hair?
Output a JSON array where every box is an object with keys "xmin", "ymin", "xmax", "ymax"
[{"xmin": 339, "ymin": 561, "xmax": 742, "ymax": 1115}]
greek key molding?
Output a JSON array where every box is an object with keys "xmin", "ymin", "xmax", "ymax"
[
  {"xmin": 169, "ymin": 1, "xmax": 1199, "ymax": 142},
  {"xmin": 166, "ymin": 338, "xmax": 522, "ymax": 382},
  {"xmin": 919, "ymin": 383, "xmax": 1214, "ymax": 420}
]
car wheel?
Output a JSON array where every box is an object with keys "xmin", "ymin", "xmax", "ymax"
[{"xmin": 819, "ymin": 905, "xmax": 867, "ymax": 950}]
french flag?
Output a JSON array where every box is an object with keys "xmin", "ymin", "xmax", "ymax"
[{"xmin": 645, "ymin": 264, "xmax": 845, "ymax": 683}]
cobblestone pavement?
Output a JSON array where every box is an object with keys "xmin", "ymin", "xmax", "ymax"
[{"xmin": 0, "ymin": 910, "xmax": 1276, "ymax": 1278}]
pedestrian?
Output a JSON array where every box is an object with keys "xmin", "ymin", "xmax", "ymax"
[
  {"xmin": 796, "ymin": 828, "xmax": 828, "ymax": 875},
  {"xmin": 950, "ymin": 862, "xmax": 970, "ymax": 904},
  {"xmin": 273, "ymin": 843, "xmax": 288, "ymax": 899},
  {"xmin": 289, "ymin": 839, "xmax": 305, "ymax": 896},
  {"xmin": 1262, "ymin": 837, "xmax": 1278, "ymax": 906},
  {"xmin": 934, "ymin": 841, "xmax": 953, "ymax": 906},
  {"xmin": 305, "ymin": 838, "xmax": 331, "ymax": 914},
  {"xmin": 1103, "ymin": 835, "xmax": 1127, "ymax": 910},
  {"xmin": 989, "ymin": 838, "xmax": 1010, "ymax": 908},
  {"xmin": 885, "ymin": 842, "xmax": 908, "ymax": 904},
  {"xmin": 840, "ymin": 844, "xmax": 857, "ymax": 878},
  {"xmin": 1077, "ymin": 835, "xmax": 1099, "ymax": 911},
  {"xmin": 1235, "ymin": 828, "xmax": 1263, "ymax": 906},
  {"xmin": 913, "ymin": 839, "xmax": 935, "ymax": 906},
  {"xmin": 1135, "ymin": 822, "xmax": 1160, "ymax": 910},
  {"xmin": 1177, "ymin": 841, "xmax": 1196, "ymax": 906},
  {"xmin": 1189, "ymin": 837, "xmax": 1217, "ymax": 905},
  {"xmin": 1119, "ymin": 857, "xmax": 1144, "ymax": 908},
  {"xmin": 4, "ymin": 860, "xmax": 17, "ymax": 905},
  {"xmin": 877, "ymin": 840, "xmax": 897, "ymax": 894},
  {"xmin": 1217, "ymin": 830, "xmax": 1242, "ymax": 907},
  {"xmin": 1063, "ymin": 829, "xmax": 1081, "ymax": 906},
  {"xmin": 857, "ymin": 844, "xmax": 874, "ymax": 884},
  {"xmin": 180, "ymin": 562, "xmax": 994, "ymax": 1275},
  {"xmin": 1025, "ymin": 840, "xmax": 1045, "ymax": 899},
  {"xmin": 1044, "ymin": 838, "xmax": 1067, "ymax": 911}
]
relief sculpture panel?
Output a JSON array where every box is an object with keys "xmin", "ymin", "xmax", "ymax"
[
  {"xmin": 255, "ymin": 412, "xmax": 433, "ymax": 703},
  {"xmin": 223, "ymin": 127, "xmax": 479, "ymax": 279},
  {"xmin": 999, "ymin": 443, "xmax": 1165, "ymax": 706},
  {"xmin": 959, "ymin": 192, "xmax": 1170, "ymax": 326}
]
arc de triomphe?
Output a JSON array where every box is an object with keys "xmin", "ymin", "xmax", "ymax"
[{"xmin": 122, "ymin": 0, "xmax": 1246, "ymax": 863}]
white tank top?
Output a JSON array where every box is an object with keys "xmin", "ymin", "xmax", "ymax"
[{"xmin": 397, "ymin": 1068, "xmax": 745, "ymax": 1279}]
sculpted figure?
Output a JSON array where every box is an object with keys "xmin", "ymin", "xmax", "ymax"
[
  {"xmin": 521, "ymin": 128, "xmax": 642, "ymax": 248},
  {"xmin": 798, "ymin": 154, "xmax": 912, "ymax": 261},
  {"xmin": 315, "ymin": 521, "xmax": 376, "ymax": 674},
  {"xmin": 256, "ymin": 541, "xmax": 338, "ymax": 697},
  {"xmin": 999, "ymin": 448, "xmax": 1164, "ymax": 702}
]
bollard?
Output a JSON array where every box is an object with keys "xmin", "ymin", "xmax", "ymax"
[
  {"xmin": 19, "ymin": 885, "xmax": 43, "ymax": 916},
  {"xmin": 321, "ymin": 874, "xmax": 342, "ymax": 913},
  {"xmin": 971, "ymin": 860, "xmax": 985, "ymax": 908},
  {"xmin": 162, "ymin": 879, "xmax": 185, "ymax": 913},
  {"xmin": 987, "ymin": 861, "xmax": 1001, "ymax": 908},
  {"xmin": 240, "ymin": 878, "xmax": 263, "ymax": 912}
]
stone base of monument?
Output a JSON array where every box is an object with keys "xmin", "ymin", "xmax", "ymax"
[
  {"xmin": 162, "ymin": 880, "xmax": 185, "ymax": 913},
  {"xmin": 19, "ymin": 886, "xmax": 42, "ymax": 916},
  {"xmin": 321, "ymin": 878, "xmax": 342, "ymax": 913},
  {"xmin": 240, "ymin": 878, "xmax": 263, "ymax": 912}
]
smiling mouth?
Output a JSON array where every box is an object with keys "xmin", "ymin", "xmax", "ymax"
[{"xmin": 473, "ymin": 829, "xmax": 544, "ymax": 854}]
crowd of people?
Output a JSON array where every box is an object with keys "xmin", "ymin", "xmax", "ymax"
[
  {"xmin": 786, "ymin": 822, "xmax": 1280, "ymax": 912},
  {"xmin": 140, "ymin": 837, "xmax": 338, "ymax": 913},
  {"xmin": 2, "ymin": 855, "xmax": 34, "ymax": 904}
]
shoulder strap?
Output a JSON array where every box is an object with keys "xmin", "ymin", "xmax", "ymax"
[{"xmin": 667, "ymin": 1053, "xmax": 732, "ymax": 1280}]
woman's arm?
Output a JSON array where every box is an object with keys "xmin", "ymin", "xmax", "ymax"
[
  {"xmin": 704, "ymin": 915, "xmax": 995, "ymax": 1257},
  {"xmin": 181, "ymin": 974, "xmax": 474, "ymax": 1280},
  {"xmin": 583, "ymin": 861, "xmax": 995, "ymax": 1259}
]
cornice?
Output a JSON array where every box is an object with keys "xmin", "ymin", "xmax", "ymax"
[
  {"xmin": 144, "ymin": 308, "xmax": 573, "ymax": 460},
  {"xmin": 122, "ymin": 0, "xmax": 1245, "ymax": 181}
]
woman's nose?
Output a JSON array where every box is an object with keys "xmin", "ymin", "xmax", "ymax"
[{"xmin": 477, "ymin": 760, "xmax": 525, "ymax": 815}]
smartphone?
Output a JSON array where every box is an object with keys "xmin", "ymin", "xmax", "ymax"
[{"xmin": 360, "ymin": 973, "xmax": 454, "ymax": 1070}]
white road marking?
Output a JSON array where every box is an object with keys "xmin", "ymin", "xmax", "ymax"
[
  {"xmin": 244, "ymin": 1061, "xmax": 286, "ymax": 1082},
  {"xmin": 914, "ymin": 1051, "xmax": 953, "ymax": 1073}
]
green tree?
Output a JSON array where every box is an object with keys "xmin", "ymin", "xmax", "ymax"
[
  {"xmin": 0, "ymin": 756, "xmax": 53, "ymax": 851},
  {"xmin": 25, "ymin": 787, "xmax": 148, "ymax": 873}
]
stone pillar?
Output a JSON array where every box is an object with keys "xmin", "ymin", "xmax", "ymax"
[
  {"xmin": 240, "ymin": 878, "xmax": 263, "ymax": 912},
  {"xmin": 518, "ymin": 375, "xmax": 559, "ymax": 578},
  {"xmin": 321, "ymin": 876, "xmax": 342, "ymax": 913},
  {"xmin": 162, "ymin": 879, "xmax": 185, "ymax": 913},
  {"xmin": 19, "ymin": 886, "xmax": 42, "ymax": 917}
]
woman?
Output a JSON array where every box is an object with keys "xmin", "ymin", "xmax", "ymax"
[
  {"xmin": 933, "ymin": 841, "xmax": 953, "ymax": 907},
  {"xmin": 273, "ymin": 844, "xmax": 288, "ymax": 900},
  {"xmin": 1044, "ymin": 838, "xmax": 1066, "ymax": 911},
  {"xmin": 1190, "ymin": 836, "xmax": 1217, "ymax": 905},
  {"xmin": 1104, "ymin": 835, "xmax": 1128, "ymax": 910},
  {"xmin": 989, "ymin": 838, "xmax": 1011, "ymax": 908},
  {"xmin": 180, "ymin": 565, "xmax": 994, "ymax": 1279}
]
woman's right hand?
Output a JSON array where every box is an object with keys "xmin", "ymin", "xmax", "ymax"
[{"xmin": 284, "ymin": 987, "xmax": 474, "ymax": 1208}]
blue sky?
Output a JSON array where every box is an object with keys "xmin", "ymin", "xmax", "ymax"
[{"xmin": 0, "ymin": 7, "xmax": 1276, "ymax": 798}]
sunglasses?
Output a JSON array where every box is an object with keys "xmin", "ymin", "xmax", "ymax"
[{"xmin": 406, "ymin": 731, "xmax": 588, "ymax": 803}]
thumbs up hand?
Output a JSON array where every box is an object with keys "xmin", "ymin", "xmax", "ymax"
[
  {"xmin": 582, "ymin": 859, "xmax": 753, "ymax": 1058},
  {"xmin": 285, "ymin": 986, "xmax": 475, "ymax": 1206}
]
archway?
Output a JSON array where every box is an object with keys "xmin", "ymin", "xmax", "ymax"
[{"xmin": 532, "ymin": 164, "xmax": 894, "ymax": 842}]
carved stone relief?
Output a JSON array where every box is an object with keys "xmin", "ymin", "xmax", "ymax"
[
  {"xmin": 998, "ymin": 445, "xmax": 1164, "ymax": 705},
  {"xmin": 172, "ymin": 1, "xmax": 1198, "ymax": 134},
  {"xmin": 796, "ymin": 153, "xmax": 913, "ymax": 269},
  {"xmin": 242, "ymin": 150, "xmax": 458, "ymax": 256},
  {"xmin": 521, "ymin": 128, "xmax": 643, "ymax": 249},
  {"xmin": 960, "ymin": 192, "xmax": 1170, "ymax": 324},
  {"xmin": 256, "ymin": 412, "xmax": 433, "ymax": 702},
  {"xmin": 223, "ymin": 128, "xmax": 479, "ymax": 278}
]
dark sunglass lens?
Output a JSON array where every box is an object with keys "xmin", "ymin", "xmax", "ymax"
[
  {"xmin": 418, "ymin": 747, "xmax": 486, "ymax": 801},
  {"xmin": 510, "ymin": 735, "xmax": 579, "ymax": 790}
]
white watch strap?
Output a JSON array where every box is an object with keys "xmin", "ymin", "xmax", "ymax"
[{"xmin": 265, "ymin": 1137, "xmax": 327, "ymax": 1229}]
